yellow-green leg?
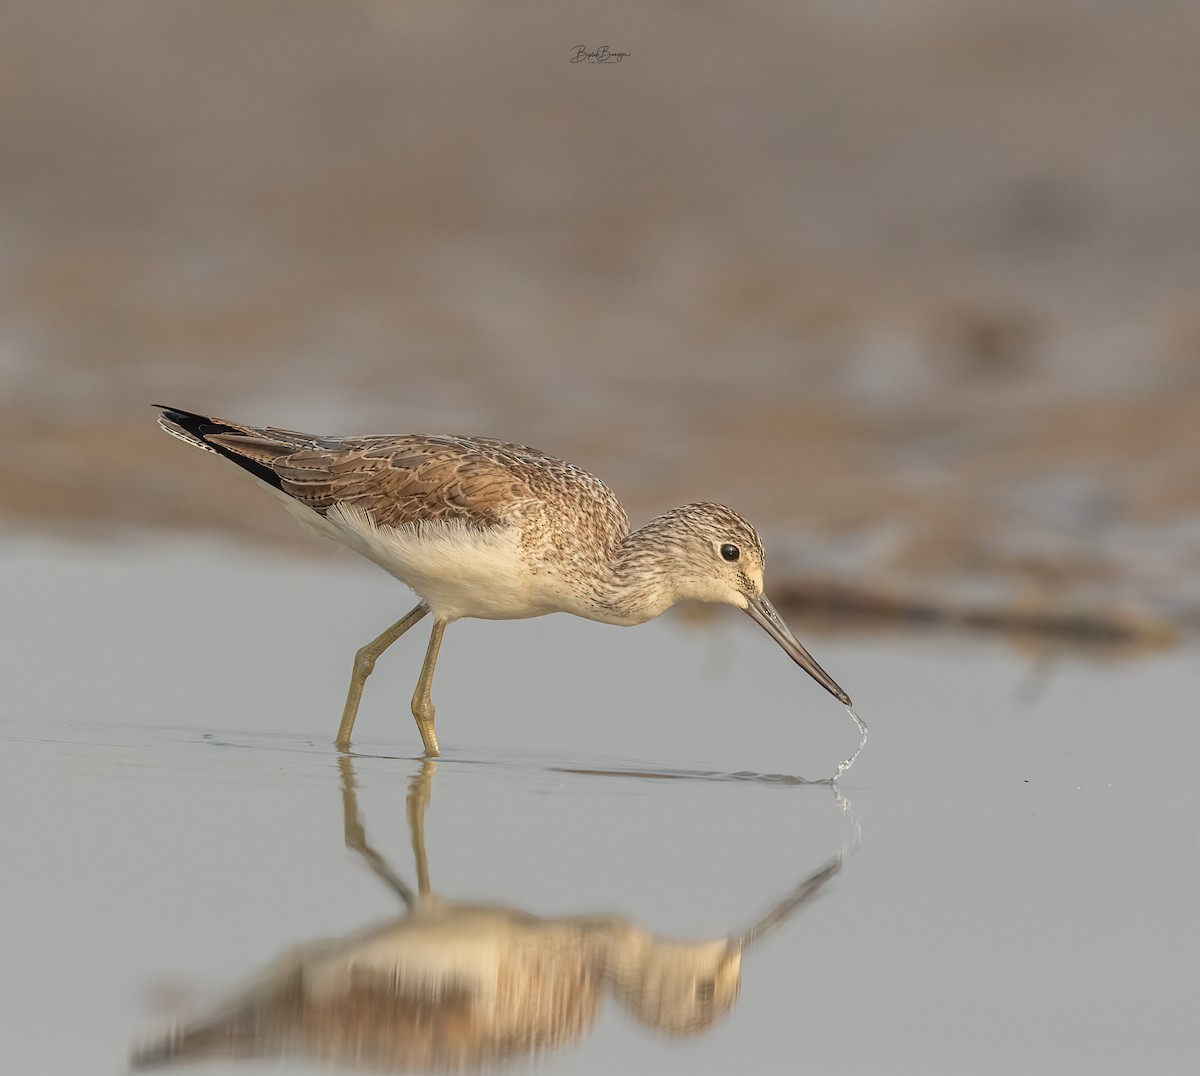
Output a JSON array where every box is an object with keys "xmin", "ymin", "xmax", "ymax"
[
  {"xmin": 337, "ymin": 602, "xmax": 430, "ymax": 748},
  {"xmin": 411, "ymin": 618, "xmax": 447, "ymax": 757}
]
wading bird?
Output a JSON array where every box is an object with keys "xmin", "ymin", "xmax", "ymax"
[{"xmin": 157, "ymin": 406, "xmax": 855, "ymax": 757}]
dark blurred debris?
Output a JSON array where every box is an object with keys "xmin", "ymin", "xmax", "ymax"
[{"xmin": 771, "ymin": 579, "xmax": 1180, "ymax": 657}]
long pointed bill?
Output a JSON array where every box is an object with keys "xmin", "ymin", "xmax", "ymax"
[{"xmin": 744, "ymin": 593, "xmax": 852, "ymax": 706}]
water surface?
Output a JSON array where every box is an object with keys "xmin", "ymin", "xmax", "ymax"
[{"xmin": 1, "ymin": 541, "xmax": 1196, "ymax": 1073}]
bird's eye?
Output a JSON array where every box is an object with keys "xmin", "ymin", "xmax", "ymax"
[{"xmin": 720, "ymin": 543, "xmax": 740, "ymax": 562}]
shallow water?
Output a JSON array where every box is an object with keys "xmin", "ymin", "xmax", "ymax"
[{"xmin": 2, "ymin": 540, "xmax": 1197, "ymax": 1074}]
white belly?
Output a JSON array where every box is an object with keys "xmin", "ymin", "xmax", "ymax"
[{"xmin": 282, "ymin": 495, "xmax": 566, "ymax": 621}]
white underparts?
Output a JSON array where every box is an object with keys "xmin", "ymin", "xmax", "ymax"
[{"xmin": 272, "ymin": 491, "xmax": 567, "ymax": 621}]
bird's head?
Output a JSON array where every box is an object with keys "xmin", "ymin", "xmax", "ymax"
[{"xmin": 649, "ymin": 503, "xmax": 852, "ymax": 706}]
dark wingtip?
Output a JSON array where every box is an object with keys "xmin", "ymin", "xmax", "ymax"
[
  {"xmin": 156, "ymin": 406, "xmax": 284, "ymax": 491},
  {"xmin": 156, "ymin": 405, "xmax": 226, "ymax": 444},
  {"xmin": 154, "ymin": 403, "xmax": 207, "ymax": 426}
]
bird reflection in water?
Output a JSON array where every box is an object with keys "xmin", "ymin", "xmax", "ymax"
[{"xmin": 132, "ymin": 759, "xmax": 849, "ymax": 1071}]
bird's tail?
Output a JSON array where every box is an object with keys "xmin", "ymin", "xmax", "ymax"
[
  {"xmin": 154, "ymin": 405, "xmax": 300, "ymax": 491},
  {"xmin": 155, "ymin": 405, "xmax": 239, "ymax": 454}
]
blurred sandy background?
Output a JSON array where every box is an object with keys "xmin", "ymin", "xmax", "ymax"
[{"xmin": 2, "ymin": 0, "xmax": 1198, "ymax": 641}]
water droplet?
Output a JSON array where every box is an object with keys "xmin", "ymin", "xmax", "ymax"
[{"xmin": 835, "ymin": 704, "xmax": 868, "ymax": 777}]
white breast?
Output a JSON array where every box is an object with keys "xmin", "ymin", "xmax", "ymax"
[{"xmin": 292, "ymin": 500, "xmax": 565, "ymax": 621}]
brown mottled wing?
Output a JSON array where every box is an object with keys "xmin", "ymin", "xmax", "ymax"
[{"xmin": 210, "ymin": 430, "xmax": 539, "ymax": 529}]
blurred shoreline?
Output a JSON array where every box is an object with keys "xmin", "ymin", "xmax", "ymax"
[{"xmin": 2, "ymin": 1, "xmax": 1198, "ymax": 654}]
